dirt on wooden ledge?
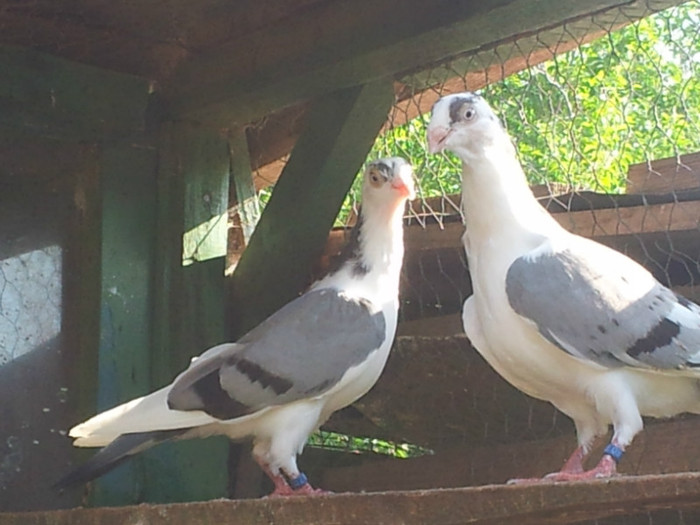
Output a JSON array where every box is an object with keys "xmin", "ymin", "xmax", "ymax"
[{"xmin": 3, "ymin": 473, "xmax": 700, "ymax": 525}]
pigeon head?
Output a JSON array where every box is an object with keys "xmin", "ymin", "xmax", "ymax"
[
  {"xmin": 362, "ymin": 157, "xmax": 416, "ymax": 208},
  {"xmin": 427, "ymin": 92, "xmax": 508, "ymax": 159}
]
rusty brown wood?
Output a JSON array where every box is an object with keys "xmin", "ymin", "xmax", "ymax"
[
  {"xmin": 4, "ymin": 473, "xmax": 700, "ymax": 525},
  {"xmin": 626, "ymin": 152, "xmax": 700, "ymax": 194}
]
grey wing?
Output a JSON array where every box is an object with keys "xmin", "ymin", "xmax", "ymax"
[
  {"xmin": 167, "ymin": 288, "xmax": 387, "ymax": 420},
  {"xmin": 505, "ymin": 239, "xmax": 700, "ymax": 371}
]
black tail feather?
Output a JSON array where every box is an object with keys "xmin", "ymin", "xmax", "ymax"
[{"xmin": 54, "ymin": 428, "xmax": 188, "ymax": 489}]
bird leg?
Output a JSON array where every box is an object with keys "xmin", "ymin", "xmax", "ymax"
[
  {"xmin": 555, "ymin": 445, "xmax": 586, "ymax": 475},
  {"xmin": 543, "ymin": 441, "xmax": 622, "ymax": 481},
  {"xmin": 509, "ymin": 442, "xmax": 622, "ymax": 484},
  {"xmin": 255, "ymin": 459, "xmax": 328, "ymax": 497}
]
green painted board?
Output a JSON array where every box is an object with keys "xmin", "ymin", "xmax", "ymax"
[
  {"xmin": 0, "ymin": 46, "xmax": 150, "ymax": 141},
  {"xmin": 91, "ymin": 141, "xmax": 159, "ymax": 506},
  {"xmin": 228, "ymin": 79, "xmax": 394, "ymax": 337},
  {"xmin": 147, "ymin": 121, "xmax": 231, "ymax": 503}
]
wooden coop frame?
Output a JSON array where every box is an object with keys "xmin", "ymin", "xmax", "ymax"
[{"xmin": 2, "ymin": 0, "xmax": 700, "ymax": 523}]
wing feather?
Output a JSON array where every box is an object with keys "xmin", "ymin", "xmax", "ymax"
[
  {"xmin": 505, "ymin": 237, "xmax": 700, "ymax": 371},
  {"xmin": 167, "ymin": 288, "xmax": 386, "ymax": 419}
]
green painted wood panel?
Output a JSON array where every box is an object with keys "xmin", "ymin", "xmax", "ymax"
[
  {"xmin": 228, "ymin": 79, "xmax": 395, "ymax": 337},
  {"xmin": 148, "ymin": 122, "xmax": 230, "ymax": 503},
  {"xmin": 0, "ymin": 46, "xmax": 150, "ymax": 141},
  {"xmin": 91, "ymin": 141, "xmax": 159, "ymax": 506}
]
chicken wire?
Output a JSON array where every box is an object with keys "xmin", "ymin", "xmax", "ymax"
[
  {"xmin": 295, "ymin": 2, "xmax": 700, "ymax": 514},
  {"xmin": 365, "ymin": 0, "xmax": 700, "ymax": 325}
]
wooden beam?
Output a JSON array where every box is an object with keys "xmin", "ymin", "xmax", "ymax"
[
  {"xmin": 164, "ymin": 0, "xmax": 681, "ymax": 127},
  {"xmin": 380, "ymin": 199, "xmax": 700, "ymax": 254},
  {"xmin": 227, "ymin": 128, "xmax": 261, "ymax": 275},
  {"xmin": 0, "ymin": 46, "xmax": 150, "ymax": 141},
  {"xmin": 180, "ymin": 127, "xmax": 231, "ymax": 266},
  {"xmin": 148, "ymin": 122, "xmax": 230, "ymax": 503},
  {"xmin": 6, "ymin": 473, "xmax": 700, "ymax": 525},
  {"xmin": 89, "ymin": 142, "xmax": 159, "ymax": 506},
  {"xmin": 627, "ymin": 152, "xmax": 700, "ymax": 194},
  {"xmin": 228, "ymin": 80, "xmax": 395, "ymax": 336}
]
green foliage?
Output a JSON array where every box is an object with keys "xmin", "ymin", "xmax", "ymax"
[
  {"xmin": 335, "ymin": 2, "xmax": 700, "ymax": 224},
  {"xmin": 307, "ymin": 430, "xmax": 432, "ymax": 458}
]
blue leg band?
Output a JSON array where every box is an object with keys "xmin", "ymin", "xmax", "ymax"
[
  {"xmin": 603, "ymin": 443, "xmax": 624, "ymax": 463},
  {"xmin": 288, "ymin": 472, "xmax": 308, "ymax": 490}
]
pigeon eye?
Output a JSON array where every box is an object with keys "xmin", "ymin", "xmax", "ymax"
[
  {"xmin": 464, "ymin": 108, "xmax": 476, "ymax": 120},
  {"xmin": 368, "ymin": 169, "xmax": 385, "ymax": 187}
]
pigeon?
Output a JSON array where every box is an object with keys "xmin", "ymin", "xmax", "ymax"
[
  {"xmin": 427, "ymin": 92, "xmax": 700, "ymax": 481},
  {"xmin": 56, "ymin": 157, "xmax": 415, "ymax": 496}
]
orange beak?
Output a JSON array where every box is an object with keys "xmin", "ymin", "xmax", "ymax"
[{"xmin": 391, "ymin": 167, "xmax": 416, "ymax": 200}]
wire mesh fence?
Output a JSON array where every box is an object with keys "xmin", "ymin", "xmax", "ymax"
[
  {"xmin": 286, "ymin": 2, "xmax": 700, "ymax": 513},
  {"xmin": 363, "ymin": 0, "xmax": 700, "ymax": 324},
  {"xmin": 0, "ymin": 246, "xmax": 62, "ymax": 367}
]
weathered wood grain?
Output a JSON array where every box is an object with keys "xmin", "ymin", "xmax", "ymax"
[
  {"xmin": 167, "ymin": 0, "xmax": 681, "ymax": 127},
  {"xmin": 626, "ymin": 152, "xmax": 700, "ymax": 194},
  {"xmin": 5, "ymin": 473, "xmax": 700, "ymax": 525},
  {"xmin": 0, "ymin": 46, "xmax": 150, "ymax": 140},
  {"xmin": 322, "ymin": 417, "xmax": 700, "ymax": 492}
]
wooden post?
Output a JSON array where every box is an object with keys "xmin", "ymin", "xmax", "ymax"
[
  {"xmin": 90, "ymin": 142, "xmax": 160, "ymax": 506},
  {"xmin": 225, "ymin": 128, "xmax": 266, "ymax": 497},
  {"xmin": 146, "ymin": 121, "xmax": 230, "ymax": 503},
  {"xmin": 227, "ymin": 128, "xmax": 261, "ymax": 275},
  {"xmin": 228, "ymin": 79, "xmax": 395, "ymax": 336}
]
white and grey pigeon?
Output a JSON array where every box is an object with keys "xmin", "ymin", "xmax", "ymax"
[
  {"xmin": 427, "ymin": 92, "xmax": 700, "ymax": 481},
  {"xmin": 56, "ymin": 157, "xmax": 415, "ymax": 496}
]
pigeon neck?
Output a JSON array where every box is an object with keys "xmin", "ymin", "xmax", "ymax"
[
  {"xmin": 321, "ymin": 198, "xmax": 405, "ymax": 298},
  {"xmin": 460, "ymin": 144, "xmax": 558, "ymax": 240},
  {"xmin": 356, "ymin": 199, "xmax": 406, "ymax": 282}
]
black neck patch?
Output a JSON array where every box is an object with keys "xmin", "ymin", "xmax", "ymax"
[{"xmin": 326, "ymin": 214, "xmax": 371, "ymax": 277}]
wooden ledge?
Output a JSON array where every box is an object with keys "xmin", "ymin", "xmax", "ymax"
[{"xmin": 6, "ymin": 473, "xmax": 700, "ymax": 525}]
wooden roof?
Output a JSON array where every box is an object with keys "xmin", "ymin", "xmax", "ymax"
[{"xmin": 0, "ymin": 0, "xmax": 684, "ymax": 187}]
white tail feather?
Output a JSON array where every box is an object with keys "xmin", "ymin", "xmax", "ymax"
[{"xmin": 69, "ymin": 386, "xmax": 219, "ymax": 447}]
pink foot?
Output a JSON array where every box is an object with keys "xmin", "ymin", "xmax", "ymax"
[
  {"xmin": 543, "ymin": 454, "xmax": 618, "ymax": 482},
  {"xmin": 260, "ymin": 467, "xmax": 331, "ymax": 498},
  {"xmin": 508, "ymin": 445, "xmax": 620, "ymax": 484},
  {"xmin": 267, "ymin": 483, "xmax": 330, "ymax": 498},
  {"xmin": 559, "ymin": 445, "xmax": 586, "ymax": 474}
]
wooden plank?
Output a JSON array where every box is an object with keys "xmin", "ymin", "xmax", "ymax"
[
  {"xmin": 89, "ymin": 142, "xmax": 159, "ymax": 507},
  {"xmin": 393, "ymin": 25, "xmax": 614, "ymax": 126},
  {"xmin": 626, "ymin": 152, "xmax": 700, "ymax": 193},
  {"xmin": 0, "ymin": 46, "xmax": 150, "ymax": 141},
  {"xmin": 228, "ymin": 80, "xmax": 395, "ymax": 336},
  {"xmin": 60, "ymin": 142, "xmax": 103, "ymax": 509},
  {"xmin": 165, "ymin": 0, "xmax": 680, "ymax": 127},
  {"xmin": 322, "ymin": 417, "xmax": 700, "ymax": 493},
  {"xmin": 5, "ymin": 473, "xmax": 700, "ymax": 525},
  {"xmin": 148, "ymin": 122, "xmax": 230, "ymax": 503},
  {"xmin": 557, "ymin": 200, "xmax": 700, "ymax": 238},
  {"xmin": 390, "ymin": 200, "xmax": 700, "ymax": 253},
  {"xmin": 227, "ymin": 128, "xmax": 261, "ymax": 274},
  {"xmin": 180, "ymin": 125, "xmax": 231, "ymax": 266}
]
